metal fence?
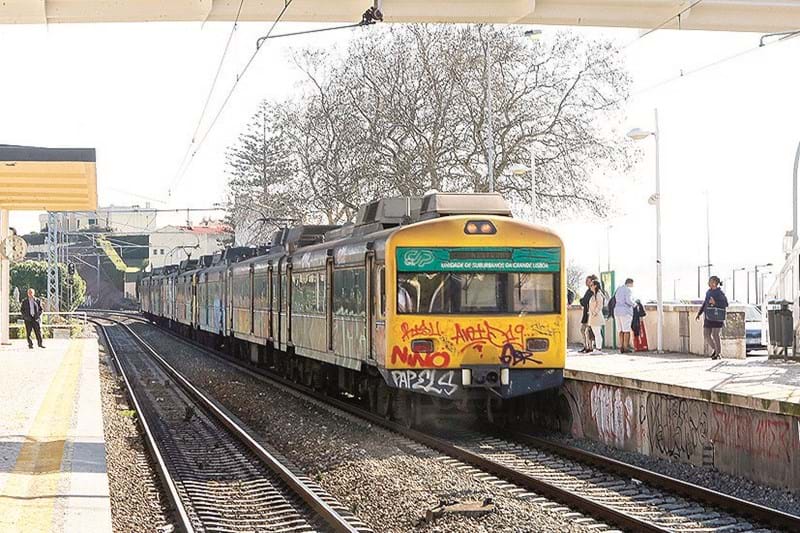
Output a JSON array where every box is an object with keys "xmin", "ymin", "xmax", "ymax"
[{"xmin": 9, "ymin": 311, "xmax": 88, "ymax": 338}]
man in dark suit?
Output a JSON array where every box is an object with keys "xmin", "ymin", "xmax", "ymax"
[{"xmin": 20, "ymin": 288, "xmax": 44, "ymax": 349}]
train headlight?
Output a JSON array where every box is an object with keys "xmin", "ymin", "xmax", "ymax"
[
  {"xmin": 526, "ymin": 338, "xmax": 549, "ymax": 352},
  {"xmin": 500, "ymin": 368, "xmax": 510, "ymax": 385},
  {"xmin": 464, "ymin": 220, "xmax": 496, "ymax": 235},
  {"xmin": 461, "ymin": 369, "xmax": 472, "ymax": 386}
]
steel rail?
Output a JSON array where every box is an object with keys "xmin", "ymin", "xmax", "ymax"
[
  {"xmin": 505, "ymin": 429, "xmax": 800, "ymax": 532},
  {"xmin": 102, "ymin": 312, "xmax": 800, "ymax": 532},
  {"xmin": 108, "ymin": 313, "xmax": 667, "ymax": 532},
  {"xmin": 92, "ymin": 319, "xmax": 195, "ymax": 533},
  {"xmin": 96, "ymin": 316, "xmax": 362, "ymax": 533}
]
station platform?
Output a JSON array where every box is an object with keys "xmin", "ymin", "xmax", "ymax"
[
  {"xmin": 0, "ymin": 338, "xmax": 112, "ymax": 533},
  {"xmin": 565, "ymin": 350, "xmax": 800, "ymax": 416},
  {"xmin": 560, "ymin": 349, "xmax": 800, "ymax": 489}
]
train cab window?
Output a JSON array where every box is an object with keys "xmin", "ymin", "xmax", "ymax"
[{"xmin": 397, "ymin": 271, "xmax": 558, "ymax": 315}]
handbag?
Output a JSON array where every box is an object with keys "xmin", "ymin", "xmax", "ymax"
[{"xmin": 704, "ymin": 306, "xmax": 726, "ymax": 322}]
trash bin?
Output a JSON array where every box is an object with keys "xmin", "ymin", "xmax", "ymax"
[{"xmin": 767, "ymin": 300, "xmax": 793, "ymax": 349}]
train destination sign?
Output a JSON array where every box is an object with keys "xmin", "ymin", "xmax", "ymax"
[{"xmin": 396, "ymin": 247, "xmax": 560, "ymax": 272}]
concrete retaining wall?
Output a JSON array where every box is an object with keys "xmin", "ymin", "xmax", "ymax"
[
  {"xmin": 567, "ymin": 304, "xmax": 746, "ymax": 359},
  {"xmin": 539, "ymin": 379, "xmax": 800, "ymax": 490}
]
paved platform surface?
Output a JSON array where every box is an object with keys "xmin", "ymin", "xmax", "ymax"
[
  {"xmin": 566, "ymin": 349, "xmax": 800, "ymax": 416},
  {"xmin": 0, "ymin": 338, "xmax": 112, "ymax": 533}
]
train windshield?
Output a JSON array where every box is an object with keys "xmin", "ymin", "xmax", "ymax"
[{"xmin": 397, "ymin": 272, "xmax": 557, "ymax": 314}]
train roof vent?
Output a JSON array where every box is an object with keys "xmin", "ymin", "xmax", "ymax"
[
  {"xmin": 163, "ymin": 264, "xmax": 179, "ymax": 275},
  {"xmin": 221, "ymin": 246, "xmax": 256, "ymax": 264},
  {"xmin": 419, "ymin": 192, "xmax": 512, "ymax": 220},
  {"xmin": 199, "ymin": 255, "xmax": 214, "ymax": 267},
  {"xmin": 324, "ymin": 223, "xmax": 354, "ymax": 242},
  {"xmin": 355, "ymin": 197, "xmax": 422, "ymax": 228},
  {"xmin": 285, "ymin": 225, "xmax": 341, "ymax": 251},
  {"xmin": 178, "ymin": 259, "xmax": 198, "ymax": 272}
]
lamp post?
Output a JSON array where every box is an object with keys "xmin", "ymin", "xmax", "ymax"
[
  {"xmin": 627, "ymin": 109, "xmax": 662, "ymax": 352},
  {"xmin": 732, "ymin": 266, "xmax": 746, "ymax": 302},
  {"xmin": 754, "ymin": 263, "xmax": 773, "ymax": 305},
  {"xmin": 697, "ymin": 263, "xmax": 713, "ymax": 297},
  {"xmin": 673, "ymin": 278, "xmax": 680, "ymax": 300}
]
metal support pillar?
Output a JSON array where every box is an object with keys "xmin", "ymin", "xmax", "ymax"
[
  {"xmin": 0, "ymin": 209, "xmax": 10, "ymax": 344},
  {"xmin": 46, "ymin": 211, "xmax": 60, "ymax": 312}
]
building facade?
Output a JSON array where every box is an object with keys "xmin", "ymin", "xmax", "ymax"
[
  {"xmin": 149, "ymin": 221, "xmax": 232, "ymax": 268},
  {"xmin": 39, "ymin": 204, "xmax": 157, "ymax": 234}
]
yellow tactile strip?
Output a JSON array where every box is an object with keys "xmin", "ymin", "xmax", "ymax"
[{"xmin": 0, "ymin": 340, "xmax": 85, "ymax": 532}]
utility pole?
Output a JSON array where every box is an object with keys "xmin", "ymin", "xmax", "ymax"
[
  {"xmin": 794, "ymin": 140, "xmax": 800, "ymax": 246},
  {"xmin": 705, "ymin": 190, "xmax": 711, "ymax": 271}
]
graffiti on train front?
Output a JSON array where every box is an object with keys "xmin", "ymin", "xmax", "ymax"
[{"xmin": 391, "ymin": 369, "xmax": 458, "ymax": 396}]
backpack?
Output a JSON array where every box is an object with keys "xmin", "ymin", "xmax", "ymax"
[{"xmin": 605, "ymin": 295, "xmax": 616, "ymax": 319}]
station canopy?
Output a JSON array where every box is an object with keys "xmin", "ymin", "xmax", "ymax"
[
  {"xmin": 0, "ymin": 144, "xmax": 98, "ymax": 211},
  {"xmin": 1, "ymin": 1, "xmax": 799, "ymax": 32}
]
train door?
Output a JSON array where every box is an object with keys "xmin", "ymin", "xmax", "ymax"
[
  {"xmin": 277, "ymin": 258, "xmax": 284, "ymax": 348},
  {"xmin": 268, "ymin": 265, "xmax": 274, "ymax": 340},
  {"xmin": 226, "ymin": 267, "xmax": 233, "ymax": 335},
  {"xmin": 249, "ymin": 264, "xmax": 255, "ymax": 335},
  {"xmin": 286, "ymin": 261, "xmax": 293, "ymax": 344},
  {"xmin": 366, "ymin": 250, "xmax": 376, "ymax": 362},
  {"xmin": 326, "ymin": 254, "xmax": 334, "ymax": 352}
]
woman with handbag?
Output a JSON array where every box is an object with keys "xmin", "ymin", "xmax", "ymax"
[
  {"xmin": 588, "ymin": 279, "xmax": 607, "ymax": 354},
  {"xmin": 696, "ymin": 275, "xmax": 729, "ymax": 360}
]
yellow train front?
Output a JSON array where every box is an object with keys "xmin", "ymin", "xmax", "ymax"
[{"xmin": 376, "ymin": 195, "xmax": 565, "ymax": 406}]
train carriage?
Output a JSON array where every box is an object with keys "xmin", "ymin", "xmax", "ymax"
[{"xmin": 139, "ymin": 193, "xmax": 566, "ymax": 423}]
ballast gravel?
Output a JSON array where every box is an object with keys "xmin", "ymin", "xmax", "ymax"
[
  {"xmin": 545, "ymin": 431, "xmax": 800, "ymax": 517},
  {"xmin": 129, "ymin": 321, "xmax": 605, "ymax": 532},
  {"xmin": 97, "ymin": 337, "xmax": 172, "ymax": 532}
]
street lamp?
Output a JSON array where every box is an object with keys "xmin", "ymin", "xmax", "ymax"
[
  {"xmin": 754, "ymin": 263, "xmax": 773, "ymax": 305},
  {"xmin": 697, "ymin": 263, "xmax": 713, "ymax": 297},
  {"xmin": 731, "ymin": 266, "xmax": 746, "ymax": 302},
  {"xmin": 627, "ymin": 109, "xmax": 662, "ymax": 352},
  {"xmin": 511, "ymin": 152, "xmax": 537, "ymax": 223}
]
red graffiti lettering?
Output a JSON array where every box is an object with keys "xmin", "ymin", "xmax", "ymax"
[
  {"xmin": 711, "ymin": 406, "xmax": 794, "ymax": 461},
  {"xmin": 390, "ymin": 345, "xmax": 451, "ymax": 368},
  {"xmin": 400, "ymin": 320, "xmax": 442, "ymax": 342},
  {"xmin": 451, "ymin": 321, "xmax": 525, "ymax": 353}
]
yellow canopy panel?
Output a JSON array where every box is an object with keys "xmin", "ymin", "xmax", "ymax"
[{"xmin": 0, "ymin": 145, "xmax": 98, "ymax": 211}]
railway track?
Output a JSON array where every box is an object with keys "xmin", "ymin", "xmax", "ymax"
[
  {"xmin": 94, "ymin": 317, "xmax": 369, "ymax": 533},
  {"xmin": 98, "ymin": 312, "xmax": 800, "ymax": 532}
]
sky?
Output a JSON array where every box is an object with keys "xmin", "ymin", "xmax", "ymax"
[{"xmin": 1, "ymin": 19, "xmax": 798, "ymax": 303}]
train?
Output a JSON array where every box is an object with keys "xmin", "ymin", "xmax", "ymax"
[{"xmin": 139, "ymin": 192, "xmax": 566, "ymax": 425}]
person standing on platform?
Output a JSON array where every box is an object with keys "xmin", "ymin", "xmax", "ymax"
[
  {"xmin": 20, "ymin": 288, "xmax": 44, "ymax": 349},
  {"xmin": 696, "ymin": 275, "xmax": 728, "ymax": 360},
  {"xmin": 588, "ymin": 279, "xmax": 606, "ymax": 354},
  {"xmin": 613, "ymin": 278, "xmax": 636, "ymax": 353},
  {"xmin": 579, "ymin": 275, "xmax": 597, "ymax": 353}
]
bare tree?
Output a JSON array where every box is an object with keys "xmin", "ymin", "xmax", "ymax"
[{"xmin": 226, "ymin": 24, "xmax": 635, "ymax": 235}]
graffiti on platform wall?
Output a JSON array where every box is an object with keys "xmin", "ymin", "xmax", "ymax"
[
  {"xmin": 711, "ymin": 405, "xmax": 794, "ymax": 462},
  {"xmin": 646, "ymin": 394, "xmax": 708, "ymax": 462},
  {"xmin": 589, "ymin": 384, "xmax": 634, "ymax": 448},
  {"xmin": 391, "ymin": 369, "xmax": 458, "ymax": 397}
]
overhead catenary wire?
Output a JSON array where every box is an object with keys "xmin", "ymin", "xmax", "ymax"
[
  {"xmin": 171, "ymin": 0, "xmax": 248, "ymax": 195},
  {"xmin": 167, "ymin": 0, "xmax": 297, "ymax": 196},
  {"xmin": 623, "ymin": 0, "xmax": 704, "ymax": 49},
  {"xmin": 167, "ymin": 4, "xmax": 383, "ymax": 197},
  {"xmin": 631, "ymin": 29, "xmax": 799, "ymax": 98}
]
